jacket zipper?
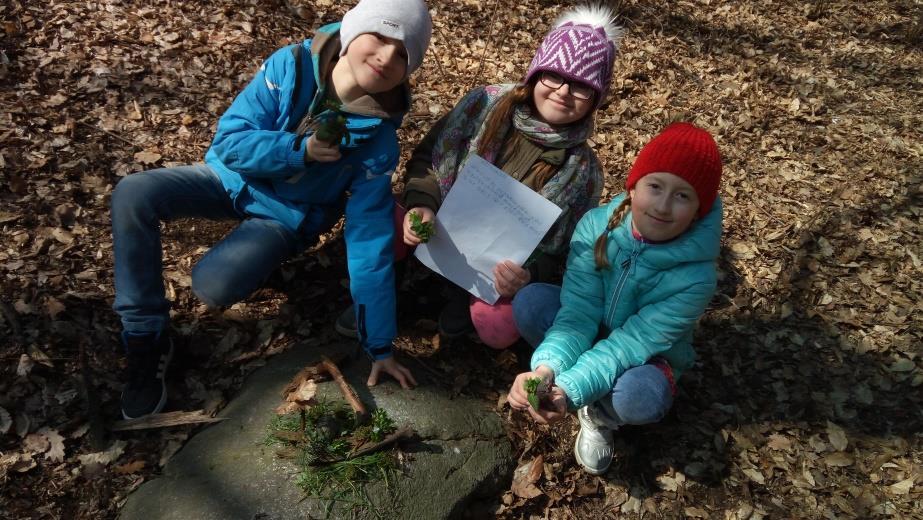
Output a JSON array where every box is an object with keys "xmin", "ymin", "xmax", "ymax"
[{"xmin": 605, "ymin": 250, "xmax": 638, "ymax": 326}]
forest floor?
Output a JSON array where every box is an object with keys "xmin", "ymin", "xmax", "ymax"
[{"xmin": 1, "ymin": 0, "xmax": 921, "ymax": 518}]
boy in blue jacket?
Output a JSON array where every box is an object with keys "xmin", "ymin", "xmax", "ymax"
[
  {"xmin": 506, "ymin": 123, "xmax": 723, "ymax": 475},
  {"xmin": 110, "ymin": 0, "xmax": 431, "ymax": 419}
]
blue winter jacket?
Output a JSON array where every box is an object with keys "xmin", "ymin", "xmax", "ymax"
[
  {"xmin": 531, "ymin": 193, "xmax": 722, "ymax": 408},
  {"xmin": 204, "ymin": 23, "xmax": 406, "ymax": 360}
]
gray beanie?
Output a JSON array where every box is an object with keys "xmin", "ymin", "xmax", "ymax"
[{"xmin": 340, "ymin": 0, "xmax": 433, "ymax": 79}]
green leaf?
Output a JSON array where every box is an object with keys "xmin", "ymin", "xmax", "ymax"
[
  {"xmin": 409, "ymin": 211, "xmax": 435, "ymax": 242},
  {"xmin": 524, "ymin": 377, "xmax": 542, "ymax": 410}
]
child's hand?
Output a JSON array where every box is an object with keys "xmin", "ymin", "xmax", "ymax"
[
  {"xmin": 507, "ymin": 366, "xmax": 554, "ymax": 410},
  {"xmin": 493, "ymin": 260, "xmax": 530, "ymax": 298},
  {"xmin": 527, "ymin": 386, "xmax": 567, "ymax": 424},
  {"xmin": 306, "ymin": 133, "xmax": 342, "ymax": 162},
  {"xmin": 402, "ymin": 207, "xmax": 435, "ymax": 246},
  {"xmin": 368, "ymin": 356, "xmax": 417, "ymax": 390}
]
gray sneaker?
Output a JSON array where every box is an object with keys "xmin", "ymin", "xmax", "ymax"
[{"xmin": 574, "ymin": 405, "xmax": 615, "ymax": 475}]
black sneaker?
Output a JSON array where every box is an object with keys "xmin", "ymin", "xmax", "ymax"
[
  {"xmin": 334, "ymin": 304, "xmax": 358, "ymax": 339},
  {"xmin": 120, "ymin": 331, "xmax": 173, "ymax": 420},
  {"xmin": 438, "ymin": 291, "xmax": 474, "ymax": 338}
]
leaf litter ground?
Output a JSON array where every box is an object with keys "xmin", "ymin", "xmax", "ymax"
[{"xmin": 0, "ymin": 0, "xmax": 921, "ymax": 518}]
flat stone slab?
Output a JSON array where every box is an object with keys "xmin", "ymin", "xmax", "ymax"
[{"xmin": 119, "ymin": 341, "xmax": 513, "ymax": 520}]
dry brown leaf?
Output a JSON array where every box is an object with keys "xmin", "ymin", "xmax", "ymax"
[
  {"xmin": 511, "ymin": 455, "xmax": 544, "ymax": 499},
  {"xmin": 0, "ymin": 452, "xmax": 36, "ymax": 475},
  {"xmin": 23, "ymin": 432, "xmax": 50, "ymax": 455},
  {"xmin": 275, "ymin": 402, "xmax": 301, "ymax": 415},
  {"xmin": 766, "ymin": 434, "xmax": 792, "ymax": 451},
  {"xmin": 114, "ymin": 460, "xmax": 146, "ymax": 475},
  {"xmin": 281, "ymin": 379, "xmax": 317, "ymax": 412},
  {"xmin": 826, "ymin": 421, "xmax": 848, "ymax": 451},
  {"xmin": 44, "ymin": 296, "xmax": 66, "ymax": 320},
  {"xmin": 39, "ymin": 428, "xmax": 65, "ymax": 463},
  {"xmin": 888, "ymin": 478, "xmax": 915, "ymax": 495},
  {"xmin": 742, "ymin": 467, "xmax": 765, "ymax": 485},
  {"xmin": 134, "ymin": 151, "xmax": 162, "ymax": 164},
  {"xmin": 27, "ymin": 345, "xmax": 54, "ymax": 368},
  {"xmin": 77, "ymin": 440, "xmax": 126, "ymax": 467},
  {"xmin": 50, "ymin": 228, "xmax": 74, "ymax": 245},
  {"xmin": 684, "ymin": 506, "xmax": 710, "ymax": 518},
  {"xmin": 575, "ymin": 479, "xmax": 599, "ymax": 496},
  {"xmin": 823, "ymin": 452, "xmax": 854, "ymax": 467},
  {"xmin": 16, "ymin": 354, "xmax": 33, "ymax": 377}
]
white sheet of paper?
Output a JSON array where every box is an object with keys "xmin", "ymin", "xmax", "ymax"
[{"xmin": 414, "ymin": 155, "xmax": 563, "ymax": 304}]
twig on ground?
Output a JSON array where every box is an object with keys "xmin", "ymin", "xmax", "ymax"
[
  {"xmin": 320, "ymin": 356, "xmax": 367, "ymax": 419},
  {"xmin": 434, "ymin": 23, "xmax": 460, "ymax": 73},
  {"xmin": 470, "ymin": 0, "xmax": 502, "ymax": 91},
  {"xmin": 76, "ymin": 120, "xmax": 140, "ymax": 149},
  {"xmin": 343, "ymin": 424, "xmax": 415, "ymax": 461},
  {"xmin": 428, "ymin": 36, "xmax": 451, "ymax": 82},
  {"xmin": 111, "ymin": 410, "xmax": 226, "ymax": 431}
]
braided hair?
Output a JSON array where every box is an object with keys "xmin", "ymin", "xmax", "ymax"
[{"xmin": 593, "ymin": 195, "xmax": 632, "ymax": 269}]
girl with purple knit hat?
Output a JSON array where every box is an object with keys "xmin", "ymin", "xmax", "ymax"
[{"xmin": 336, "ymin": 5, "xmax": 624, "ymax": 349}]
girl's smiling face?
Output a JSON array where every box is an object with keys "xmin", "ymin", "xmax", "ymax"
[
  {"xmin": 629, "ymin": 172, "xmax": 700, "ymax": 241},
  {"xmin": 531, "ymin": 76, "xmax": 595, "ymax": 126},
  {"xmin": 344, "ymin": 33, "xmax": 408, "ymax": 93}
]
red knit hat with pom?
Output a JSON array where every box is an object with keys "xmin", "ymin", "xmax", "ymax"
[{"xmin": 626, "ymin": 122, "xmax": 723, "ymax": 218}]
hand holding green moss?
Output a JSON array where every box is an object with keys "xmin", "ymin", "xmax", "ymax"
[
  {"xmin": 314, "ymin": 100, "xmax": 350, "ymax": 145},
  {"xmin": 524, "ymin": 376, "xmax": 546, "ymax": 411},
  {"xmin": 408, "ymin": 210, "xmax": 435, "ymax": 243}
]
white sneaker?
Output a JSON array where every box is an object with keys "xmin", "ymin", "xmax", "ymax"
[{"xmin": 574, "ymin": 405, "xmax": 615, "ymax": 475}]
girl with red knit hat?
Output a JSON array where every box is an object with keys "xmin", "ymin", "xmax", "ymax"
[
  {"xmin": 335, "ymin": 5, "xmax": 624, "ymax": 349},
  {"xmin": 507, "ymin": 122, "xmax": 723, "ymax": 475}
]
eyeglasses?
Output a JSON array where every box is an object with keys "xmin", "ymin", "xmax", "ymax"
[{"xmin": 538, "ymin": 71, "xmax": 595, "ymax": 101}]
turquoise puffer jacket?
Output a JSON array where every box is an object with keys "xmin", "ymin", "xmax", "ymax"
[{"xmin": 531, "ymin": 193, "xmax": 722, "ymax": 409}]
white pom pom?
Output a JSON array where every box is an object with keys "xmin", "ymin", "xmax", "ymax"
[{"xmin": 554, "ymin": 4, "xmax": 625, "ymax": 47}]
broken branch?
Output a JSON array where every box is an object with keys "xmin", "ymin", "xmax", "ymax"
[
  {"xmin": 320, "ymin": 355, "xmax": 367, "ymax": 419},
  {"xmin": 111, "ymin": 410, "xmax": 226, "ymax": 431},
  {"xmin": 344, "ymin": 424, "xmax": 415, "ymax": 461}
]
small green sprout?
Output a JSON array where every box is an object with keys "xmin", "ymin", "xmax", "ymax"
[
  {"xmin": 408, "ymin": 211, "xmax": 435, "ymax": 242},
  {"xmin": 314, "ymin": 100, "xmax": 350, "ymax": 145},
  {"xmin": 524, "ymin": 377, "xmax": 544, "ymax": 411}
]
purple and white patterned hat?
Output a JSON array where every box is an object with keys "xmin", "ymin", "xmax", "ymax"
[{"xmin": 525, "ymin": 5, "xmax": 624, "ymax": 108}]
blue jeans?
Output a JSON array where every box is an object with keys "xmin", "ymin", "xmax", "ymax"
[
  {"xmin": 512, "ymin": 283, "xmax": 674, "ymax": 426},
  {"xmin": 111, "ymin": 164, "xmax": 309, "ymax": 334}
]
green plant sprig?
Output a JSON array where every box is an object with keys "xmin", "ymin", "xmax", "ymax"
[
  {"xmin": 267, "ymin": 402, "xmax": 400, "ymax": 515},
  {"xmin": 524, "ymin": 377, "xmax": 545, "ymax": 411},
  {"xmin": 408, "ymin": 211, "xmax": 435, "ymax": 242},
  {"xmin": 314, "ymin": 100, "xmax": 350, "ymax": 145}
]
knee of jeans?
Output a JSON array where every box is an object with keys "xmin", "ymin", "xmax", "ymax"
[
  {"xmin": 611, "ymin": 366, "xmax": 674, "ymax": 425},
  {"xmin": 191, "ymin": 263, "xmax": 243, "ymax": 308},
  {"xmin": 111, "ymin": 174, "xmax": 151, "ymax": 218},
  {"xmin": 511, "ymin": 288, "xmax": 532, "ymax": 330},
  {"xmin": 512, "ymin": 284, "xmax": 545, "ymax": 329}
]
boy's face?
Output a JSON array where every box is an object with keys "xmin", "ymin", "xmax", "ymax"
[
  {"xmin": 344, "ymin": 33, "xmax": 408, "ymax": 94},
  {"xmin": 629, "ymin": 172, "xmax": 700, "ymax": 242}
]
